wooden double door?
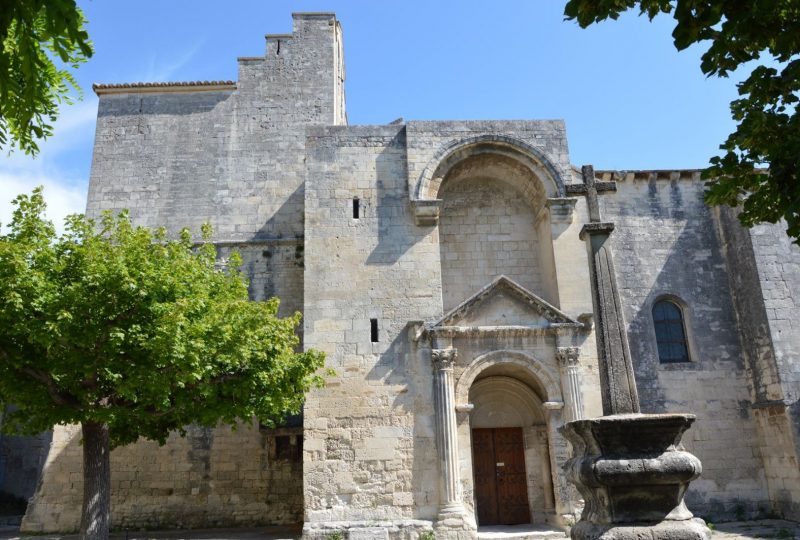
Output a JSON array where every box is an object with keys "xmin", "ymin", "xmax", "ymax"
[{"xmin": 471, "ymin": 427, "xmax": 531, "ymax": 526}]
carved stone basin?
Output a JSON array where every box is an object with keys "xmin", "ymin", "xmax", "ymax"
[{"xmin": 561, "ymin": 413, "xmax": 710, "ymax": 540}]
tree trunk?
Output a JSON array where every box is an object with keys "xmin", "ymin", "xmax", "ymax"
[{"xmin": 80, "ymin": 421, "xmax": 111, "ymax": 540}]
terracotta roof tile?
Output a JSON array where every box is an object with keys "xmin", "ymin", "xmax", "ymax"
[{"xmin": 93, "ymin": 81, "xmax": 236, "ymax": 94}]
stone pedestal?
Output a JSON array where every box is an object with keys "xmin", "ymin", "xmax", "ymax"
[{"xmin": 561, "ymin": 413, "xmax": 710, "ymax": 540}]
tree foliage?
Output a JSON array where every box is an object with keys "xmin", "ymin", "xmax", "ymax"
[
  {"xmin": 565, "ymin": 0, "xmax": 800, "ymax": 241},
  {"xmin": 0, "ymin": 188, "xmax": 325, "ymax": 444},
  {"xmin": 0, "ymin": 0, "xmax": 93, "ymax": 155}
]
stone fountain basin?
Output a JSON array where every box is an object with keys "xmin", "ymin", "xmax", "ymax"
[{"xmin": 561, "ymin": 413, "xmax": 707, "ymax": 528}]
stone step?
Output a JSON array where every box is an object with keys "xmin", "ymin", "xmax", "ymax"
[{"xmin": 477, "ymin": 524, "xmax": 568, "ymax": 540}]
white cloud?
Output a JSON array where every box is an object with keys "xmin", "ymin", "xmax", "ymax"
[
  {"xmin": 0, "ymin": 172, "xmax": 87, "ymax": 234},
  {"xmin": 0, "ymin": 98, "xmax": 97, "ymax": 235},
  {"xmin": 142, "ymin": 42, "xmax": 203, "ymax": 82},
  {"xmin": 0, "ymin": 40, "xmax": 203, "ymax": 236}
]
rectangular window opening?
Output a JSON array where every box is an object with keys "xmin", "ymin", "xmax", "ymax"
[
  {"xmin": 353, "ymin": 197, "xmax": 360, "ymax": 219},
  {"xmin": 275, "ymin": 434, "xmax": 302, "ymax": 462},
  {"xmin": 370, "ymin": 318, "xmax": 379, "ymax": 343}
]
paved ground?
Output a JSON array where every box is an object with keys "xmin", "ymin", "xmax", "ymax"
[
  {"xmin": 0, "ymin": 520, "xmax": 798, "ymax": 540},
  {"xmin": 711, "ymin": 520, "xmax": 800, "ymax": 540},
  {"xmin": 0, "ymin": 525, "xmax": 300, "ymax": 540}
]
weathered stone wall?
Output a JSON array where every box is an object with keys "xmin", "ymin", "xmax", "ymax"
[
  {"xmin": 714, "ymin": 206, "xmax": 800, "ymax": 520},
  {"xmin": 21, "ymin": 423, "xmax": 303, "ymax": 533},
  {"xmin": 86, "ymin": 13, "xmax": 344, "ymax": 240},
  {"xmin": 302, "ymin": 120, "xmax": 594, "ymax": 535},
  {"xmin": 747, "ymin": 222, "xmax": 800, "ymax": 519},
  {"xmin": 439, "ymin": 177, "xmax": 545, "ymax": 311},
  {"xmin": 303, "ymin": 124, "xmax": 442, "ymax": 531},
  {"xmin": 601, "ymin": 173, "xmax": 771, "ymax": 519},
  {"xmin": 404, "ymin": 121, "xmax": 573, "ymax": 202},
  {"xmin": 22, "ymin": 13, "xmax": 342, "ymax": 533},
  {"xmin": 0, "ymin": 430, "xmax": 51, "ymax": 502}
]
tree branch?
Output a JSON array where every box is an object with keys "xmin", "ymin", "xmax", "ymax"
[{"xmin": 19, "ymin": 367, "xmax": 81, "ymax": 409}]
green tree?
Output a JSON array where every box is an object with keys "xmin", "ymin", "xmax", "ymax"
[
  {"xmin": 1, "ymin": 0, "xmax": 93, "ymax": 155},
  {"xmin": 0, "ymin": 189, "xmax": 324, "ymax": 540},
  {"xmin": 564, "ymin": 1, "xmax": 800, "ymax": 241}
]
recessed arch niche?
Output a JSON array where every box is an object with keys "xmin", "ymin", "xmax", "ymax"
[{"xmin": 435, "ymin": 146, "xmax": 560, "ymax": 311}]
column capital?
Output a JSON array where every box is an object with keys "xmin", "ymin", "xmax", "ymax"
[
  {"xmin": 432, "ymin": 348, "xmax": 457, "ymax": 370},
  {"xmin": 556, "ymin": 347, "xmax": 580, "ymax": 369}
]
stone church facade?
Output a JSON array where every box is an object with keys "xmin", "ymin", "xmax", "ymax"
[{"xmin": 9, "ymin": 12, "xmax": 800, "ymax": 537}]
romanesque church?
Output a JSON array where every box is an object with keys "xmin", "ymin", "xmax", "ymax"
[{"xmin": 4, "ymin": 12, "xmax": 800, "ymax": 539}]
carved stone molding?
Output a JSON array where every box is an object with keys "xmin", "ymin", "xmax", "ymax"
[
  {"xmin": 556, "ymin": 347, "xmax": 580, "ymax": 368},
  {"xmin": 546, "ymin": 197, "xmax": 578, "ymax": 221},
  {"xmin": 413, "ymin": 199, "xmax": 442, "ymax": 226},
  {"xmin": 579, "ymin": 221, "xmax": 615, "ymax": 240},
  {"xmin": 432, "ymin": 348, "xmax": 457, "ymax": 370}
]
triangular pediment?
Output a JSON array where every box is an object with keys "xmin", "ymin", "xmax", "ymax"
[{"xmin": 432, "ymin": 276, "xmax": 578, "ymax": 329}]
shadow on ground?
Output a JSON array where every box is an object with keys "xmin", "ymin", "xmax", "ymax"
[
  {"xmin": 710, "ymin": 520, "xmax": 800, "ymax": 540},
  {"xmin": 0, "ymin": 525, "xmax": 300, "ymax": 540}
]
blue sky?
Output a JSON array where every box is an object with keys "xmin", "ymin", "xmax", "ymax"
[{"xmin": 1, "ymin": 1, "xmax": 744, "ymax": 230}]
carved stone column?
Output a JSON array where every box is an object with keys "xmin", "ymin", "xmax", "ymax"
[
  {"xmin": 580, "ymin": 222, "xmax": 640, "ymax": 415},
  {"xmin": 432, "ymin": 348, "xmax": 465, "ymax": 517},
  {"xmin": 536, "ymin": 427, "xmax": 556, "ymax": 516},
  {"xmin": 556, "ymin": 347, "xmax": 584, "ymax": 422}
]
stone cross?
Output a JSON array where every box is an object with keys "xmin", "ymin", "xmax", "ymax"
[{"xmin": 579, "ymin": 165, "xmax": 641, "ymax": 415}]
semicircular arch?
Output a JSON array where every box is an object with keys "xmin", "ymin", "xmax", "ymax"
[
  {"xmin": 415, "ymin": 134, "xmax": 566, "ymax": 201},
  {"xmin": 469, "ymin": 376, "xmax": 546, "ymax": 427},
  {"xmin": 455, "ymin": 350, "xmax": 562, "ymax": 406}
]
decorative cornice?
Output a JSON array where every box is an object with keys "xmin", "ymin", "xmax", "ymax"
[
  {"xmin": 542, "ymin": 401, "xmax": 565, "ymax": 410},
  {"xmin": 579, "ymin": 222, "xmax": 615, "ymax": 240},
  {"xmin": 432, "ymin": 348, "xmax": 458, "ymax": 370},
  {"xmin": 432, "ymin": 275, "xmax": 580, "ymax": 329},
  {"xmin": 545, "ymin": 197, "xmax": 578, "ymax": 209},
  {"xmin": 556, "ymin": 347, "xmax": 581, "ymax": 368},
  {"xmin": 93, "ymin": 81, "xmax": 237, "ymax": 95},
  {"xmin": 426, "ymin": 324, "xmax": 582, "ymax": 339}
]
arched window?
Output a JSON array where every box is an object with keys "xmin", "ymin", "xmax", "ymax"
[{"xmin": 652, "ymin": 299, "xmax": 690, "ymax": 363}]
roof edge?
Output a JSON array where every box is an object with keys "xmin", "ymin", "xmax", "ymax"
[{"xmin": 93, "ymin": 81, "xmax": 237, "ymax": 95}]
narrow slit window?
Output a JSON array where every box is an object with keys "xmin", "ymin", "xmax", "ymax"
[
  {"xmin": 370, "ymin": 318, "xmax": 379, "ymax": 342},
  {"xmin": 353, "ymin": 197, "xmax": 360, "ymax": 219},
  {"xmin": 653, "ymin": 299, "xmax": 690, "ymax": 363}
]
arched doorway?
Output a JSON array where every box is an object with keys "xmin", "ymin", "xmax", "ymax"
[{"xmin": 468, "ymin": 376, "xmax": 552, "ymax": 526}]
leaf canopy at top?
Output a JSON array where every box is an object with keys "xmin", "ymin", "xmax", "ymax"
[{"xmin": 0, "ymin": 188, "xmax": 324, "ymax": 447}]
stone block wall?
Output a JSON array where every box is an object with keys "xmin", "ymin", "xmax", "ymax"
[
  {"xmin": 303, "ymin": 124, "xmax": 444, "ymax": 530},
  {"xmin": 439, "ymin": 177, "xmax": 545, "ymax": 311},
  {"xmin": 22, "ymin": 423, "xmax": 303, "ymax": 533},
  {"xmin": 601, "ymin": 172, "xmax": 770, "ymax": 518},
  {"xmin": 748, "ymin": 222, "xmax": 800, "ymax": 519},
  {"xmin": 22, "ymin": 13, "xmax": 343, "ymax": 533},
  {"xmin": 302, "ymin": 120, "xmax": 595, "ymax": 534},
  {"xmin": 0, "ymin": 430, "xmax": 51, "ymax": 502},
  {"xmin": 714, "ymin": 206, "xmax": 800, "ymax": 519},
  {"xmin": 82, "ymin": 11, "xmax": 340, "ymax": 323},
  {"xmin": 87, "ymin": 13, "xmax": 344, "ymax": 241},
  {"xmin": 404, "ymin": 121, "xmax": 573, "ymax": 201}
]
